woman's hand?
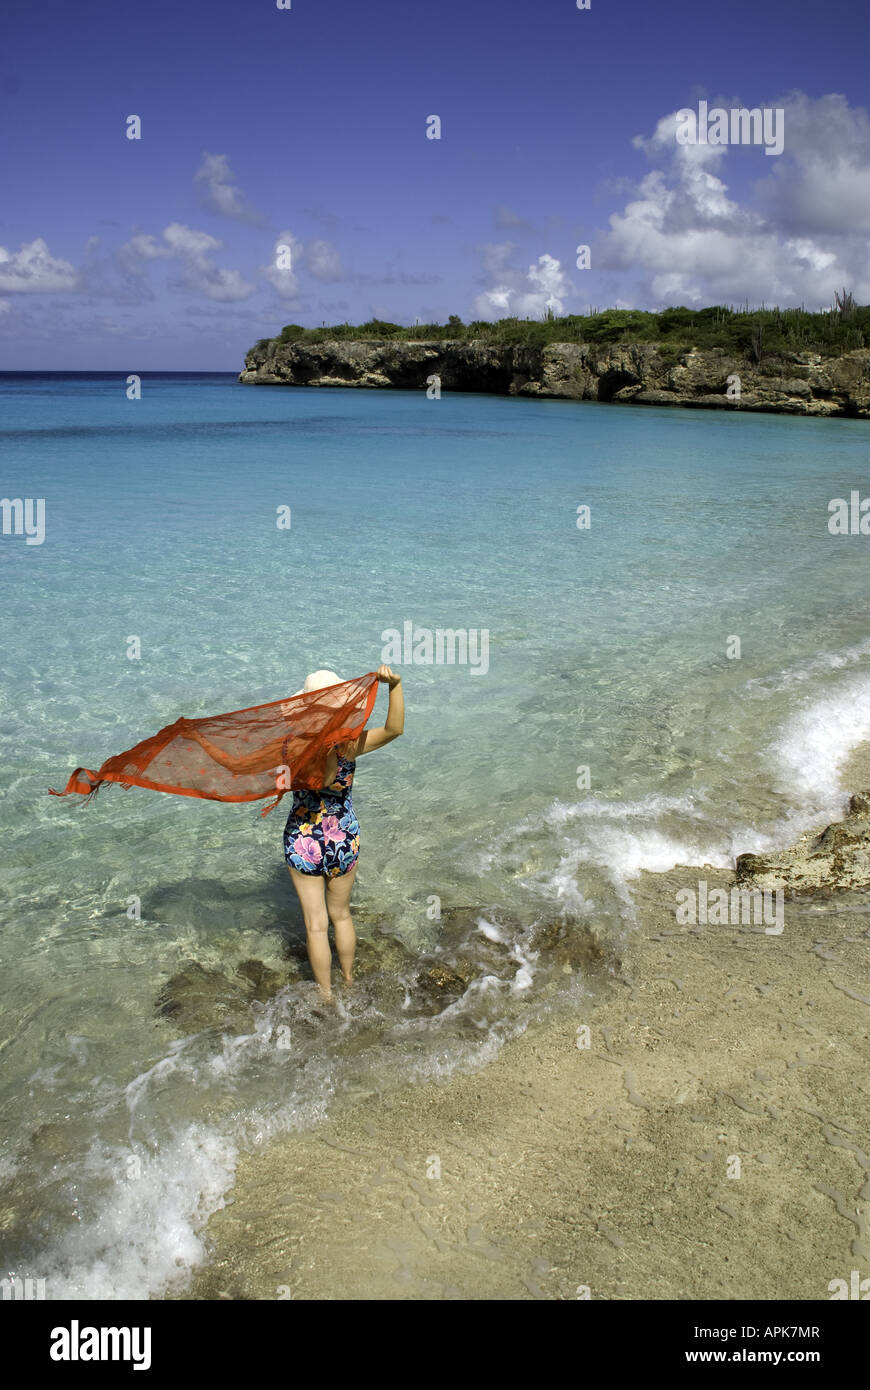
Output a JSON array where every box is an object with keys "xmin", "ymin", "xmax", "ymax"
[
  {"xmin": 360, "ymin": 664, "xmax": 405, "ymax": 750},
  {"xmin": 377, "ymin": 663, "xmax": 401, "ymax": 689}
]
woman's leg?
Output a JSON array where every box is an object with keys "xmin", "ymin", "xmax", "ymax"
[
  {"xmin": 325, "ymin": 862, "xmax": 358, "ymax": 983},
  {"xmin": 286, "ymin": 867, "xmax": 333, "ymax": 999}
]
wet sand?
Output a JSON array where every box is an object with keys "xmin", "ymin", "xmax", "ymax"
[{"xmin": 177, "ymin": 757, "xmax": 870, "ymax": 1301}]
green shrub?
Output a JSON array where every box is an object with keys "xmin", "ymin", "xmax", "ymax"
[
  {"xmin": 655, "ymin": 341, "xmax": 688, "ymax": 366},
  {"xmin": 357, "ymin": 319, "xmax": 403, "ymax": 338},
  {"xmin": 256, "ymin": 299, "xmax": 867, "ymax": 360}
]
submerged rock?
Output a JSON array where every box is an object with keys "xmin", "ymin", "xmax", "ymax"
[
  {"xmin": 156, "ymin": 958, "xmax": 292, "ymax": 1032},
  {"xmin": 413, "ymin": 914, "xmax": 611, "ymax": 997},
  {"xmin": 416, "ymin": 959, "xmax": 477, "ymax": 997},
  {"xmin": 27, "ymin": 1122, "xmax": 71, "ymax": 1160},
  {"xmin": 736, "ymin": 791, "xmax": 870, "ymax": 895},
  {"xmin": 156, "ymin": 962, "xmax": 250, "ymax": 1032},
  {"xmin": 343, "ymin": 934, "xmax": 414, "ymax": 979},
  {"xmin": 155, "ymin": 907, "xmax": 615, "ymax": 1033},
  {"xmin": 235, "ymin": 958, "xmax": 287, "ymax": 1000},
  {"xmin": 529, "ymin": 917, "xmax": 610, "ymax": 971}
]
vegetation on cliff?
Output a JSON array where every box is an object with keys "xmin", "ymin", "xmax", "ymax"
[{"xmin": 253, "ymin": 293, "xmax": 869, "ymax": 366}]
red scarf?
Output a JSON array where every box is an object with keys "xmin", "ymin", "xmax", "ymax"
[{"xmin": 49, "ymin": 672, "xmax": 379, "ymax": 817}]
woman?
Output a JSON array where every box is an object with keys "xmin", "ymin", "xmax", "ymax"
[
  {"xmin": 185, "ymin": 663, "xmax": 404, "ymax": 1001},
  {"xmin": 282, "ymin": 664, "xmax": 403, "ymax": 1000}
]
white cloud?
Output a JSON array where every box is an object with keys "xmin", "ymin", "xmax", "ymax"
[
  {"xmin": 262, "ymin": 230, "xmax": 303, "ymax": 300},
  {"xmin": 306, "ymin": 238, "xmax": 343, "ymax": 282},
  {"xmin": 118, "ymin": 223, "xmax": 255, "ymax": 301},
  {"xmin": 194, "ymin": 152, "xmax": 263, "ymax": 223},
  {"xmin": 472, "ymin": 250, "xmax": 573, "ymax": 319},
  {"xmin": 0, "ymin": 239, "xmax": 79, "ymax": 293},
  {"xmin": 117, "ymin": 233, "xmax": 172, "ymax": 274},
  {"xmin": 260, "ymin": 231, "xmax": 345, "ymax": 296},
  {"xmin": 598, "ymin": 92, "xmax": 870, "ymax": 306},
  {"xmin": 163, "ymin": 224, "xmax": 222, "ymax": 259},
  {"xmin": 756, "ymin": 93, "xmax": 870, "ymax": 236}
]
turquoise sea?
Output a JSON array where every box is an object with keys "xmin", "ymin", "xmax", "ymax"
[{"xmin": 1, "ymin": 372, "xmax": 869, "ymax": 1296}]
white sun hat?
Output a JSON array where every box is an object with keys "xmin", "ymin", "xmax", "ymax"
[{"xmin": 290, "ymin": 668, "xmax": 343, "ymax": 698}]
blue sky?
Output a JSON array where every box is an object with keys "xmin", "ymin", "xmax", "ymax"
[{"xmin": 1, "ymin": 0, "xmax": 869, "ymax": 368}]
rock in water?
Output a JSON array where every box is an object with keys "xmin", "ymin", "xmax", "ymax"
[
  {"xmin": 416, "ymin": 960, "xmax": 476, "ymax": 996},
  {"xmin": 235, "ymin": 958, "xmax": 286, "ymax": 1000},
  {"xmin": 529, "ymin": 917, "xmax": 610, "ymax": 971},
  {"xmin": 156, "ymin": 959, "xmax": 289, "ymax": 1032}
]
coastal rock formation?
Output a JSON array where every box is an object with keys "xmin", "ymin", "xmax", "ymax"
[
  {"xmin": 735, "ymin": 792, "xmax": 870, "ymax": 895},
  {"xmin": 239, "ymin": 339, "xmax": 870, "ymax": 418}
]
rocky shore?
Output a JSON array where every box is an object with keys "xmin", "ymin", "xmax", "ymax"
[
  {"xmin": 737, "ymin": 792, "xmax": 870, "ymax": 896},
  {"xmin": 239, "ymin": 339, "xmax": 870, "ymax": 418}
]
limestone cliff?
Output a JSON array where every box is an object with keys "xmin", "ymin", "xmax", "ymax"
[{"xmin": 238, "ymin": 338, "xmax": 870, "ymax": 418}]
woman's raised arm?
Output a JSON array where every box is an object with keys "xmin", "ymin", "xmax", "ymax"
[{"xmin": 346, "ymin": 665, "xmax": 404, "ymax": 757}]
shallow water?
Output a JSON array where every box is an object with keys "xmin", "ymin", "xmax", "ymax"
[{"xmin": 1, "ymin": 372, "xmax": 869, "ymax": 1296}]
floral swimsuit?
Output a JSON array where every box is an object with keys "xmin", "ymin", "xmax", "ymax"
[{"xmin": 283, "ymin": 752, "xmax": 360, "ymax": 878}]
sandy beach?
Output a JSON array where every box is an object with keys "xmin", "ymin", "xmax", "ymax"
[{"xmin": 174, "ymin": 754, "xmax": 870, "ymax": 1302}]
